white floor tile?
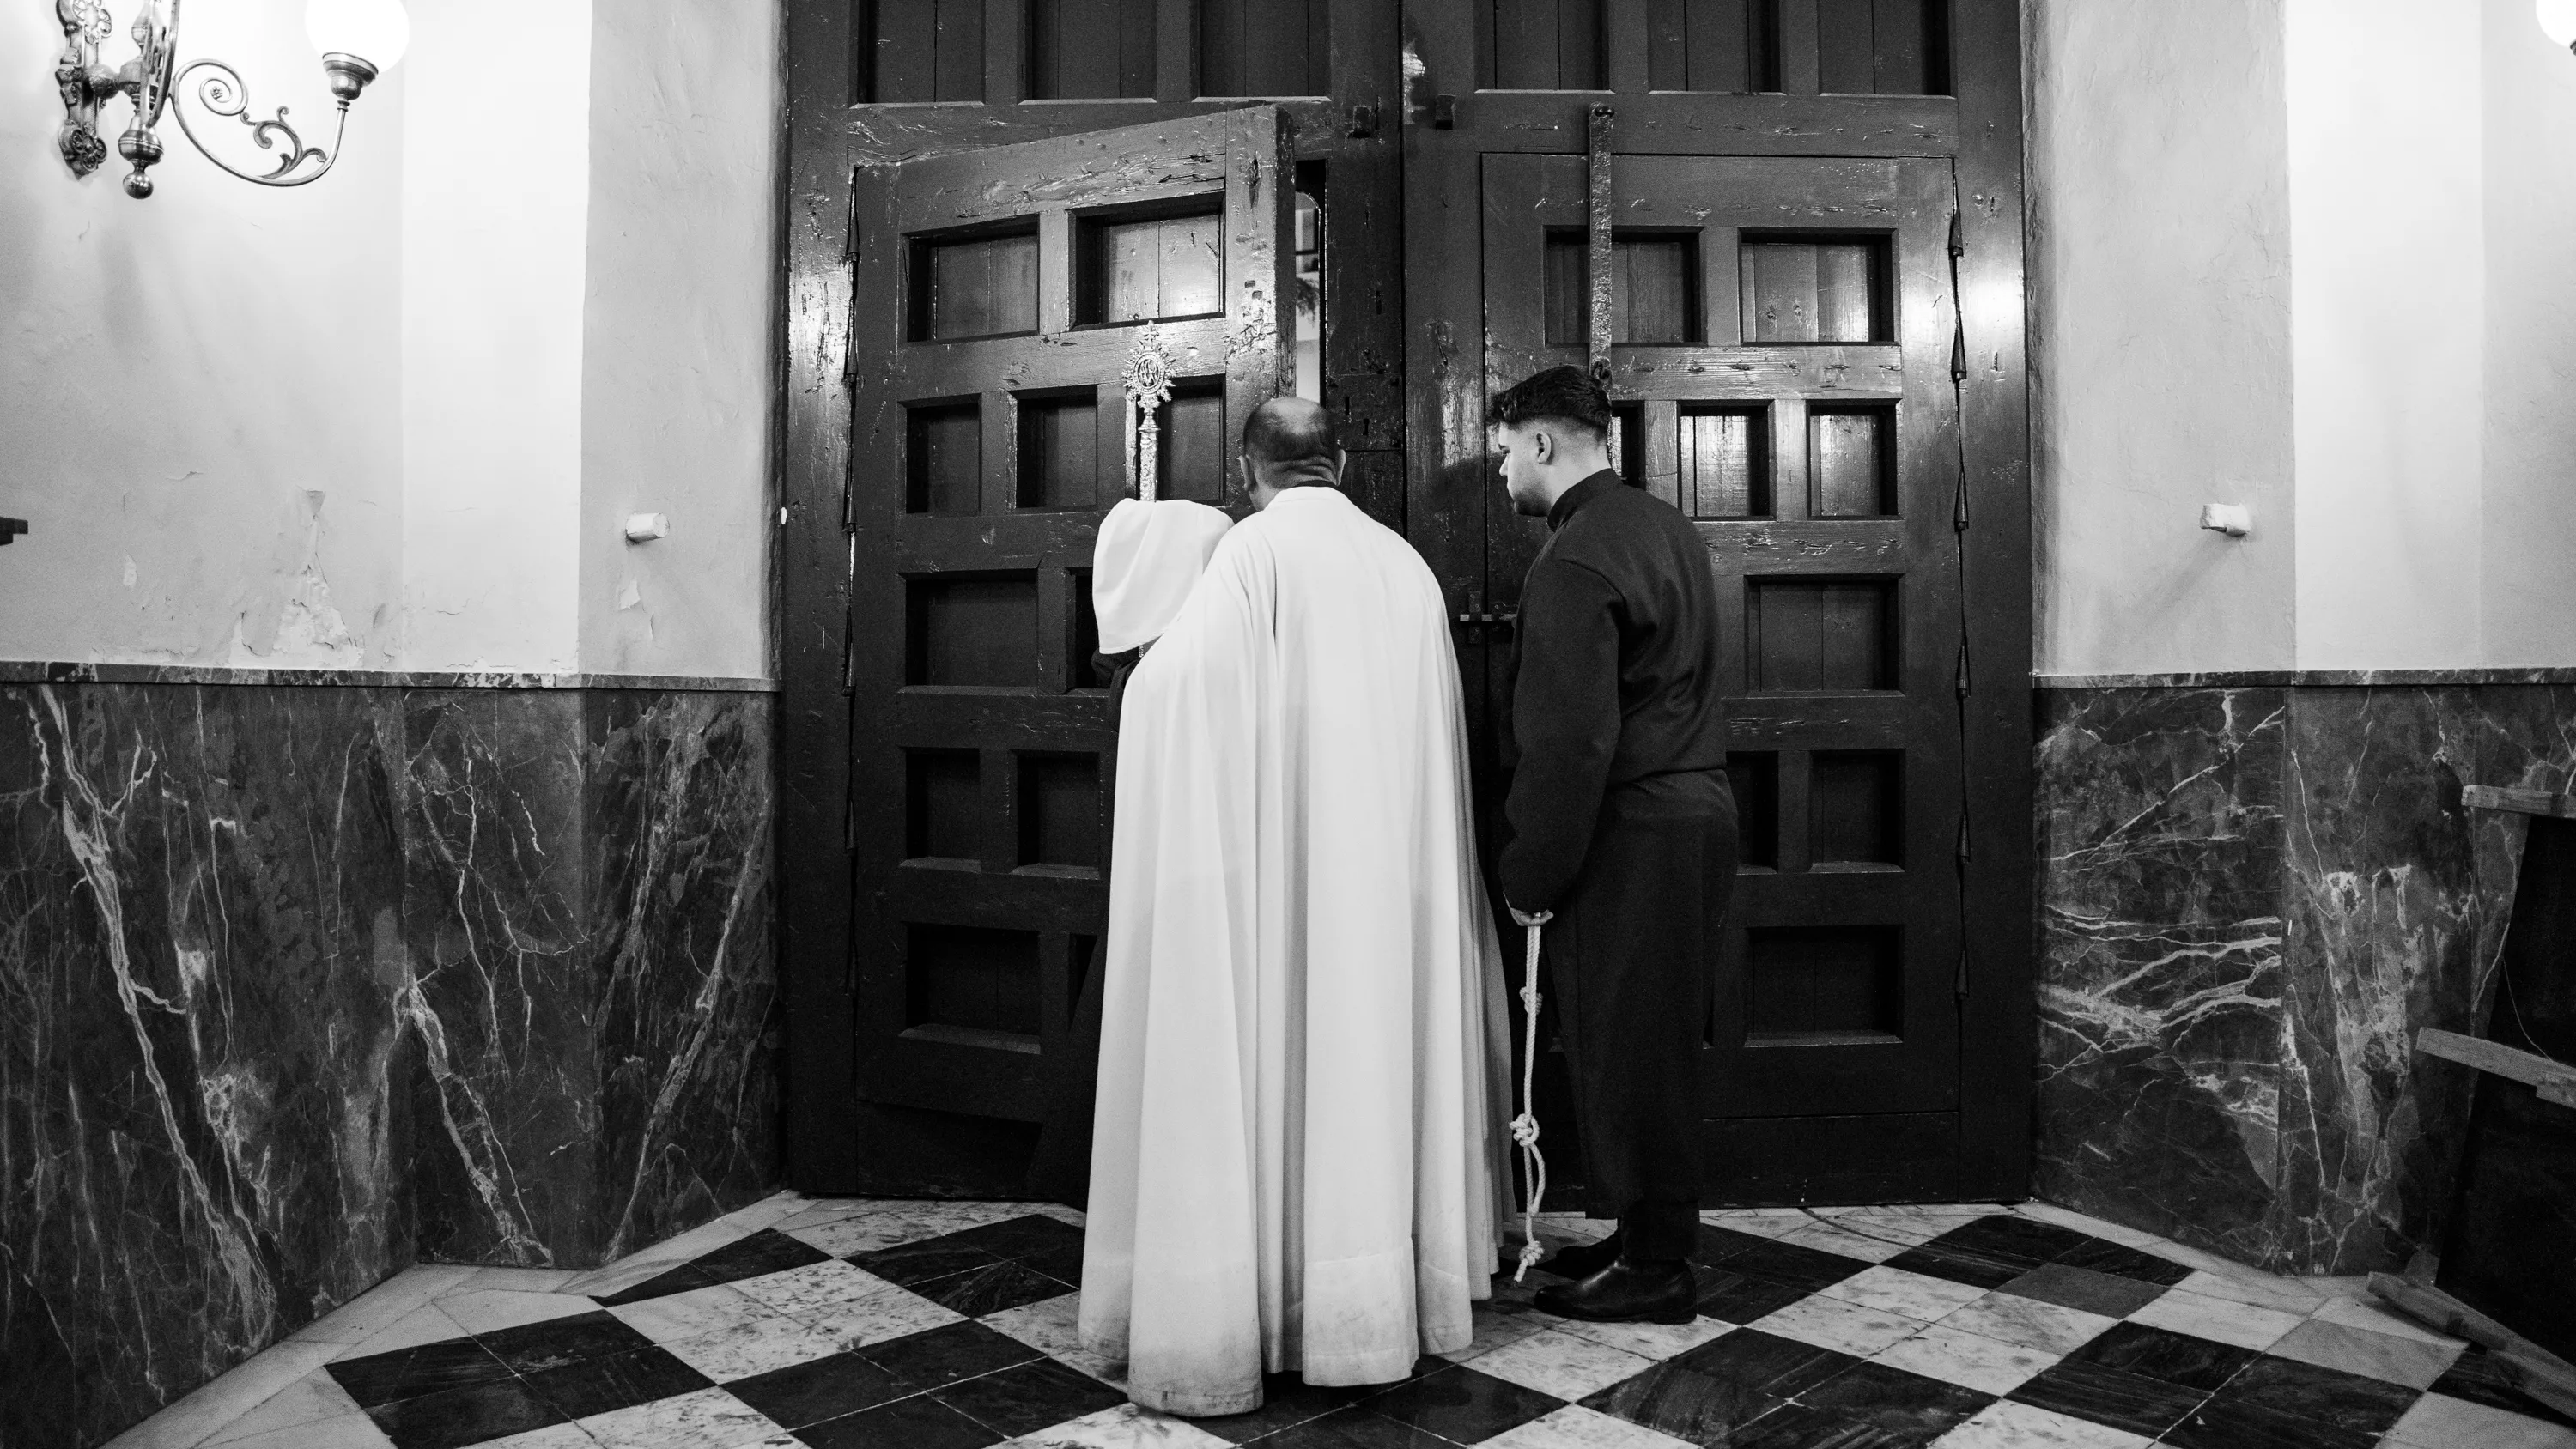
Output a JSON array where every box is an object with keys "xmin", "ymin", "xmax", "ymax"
[
  {"xmin": 201, "ymin": 1370, "xmax": 361, "ymax": 1446},
  {"xmin": 1815, "ymin": 1214, "xmax": 1958, "ymax": 1247},
  {"xmin": 2006, "ymin": 1204, "xmax": 2166, "ymax": 1252},
  {"xmin": 285, "ymin": 1265, "xmax": 480, "ymax": 1344},
  {"xmin": 101, "ymin": 1339, "xmax": 348, "ymax": 1449},
  {"xmin": 1460, "ymin": 1328, "xmax": 1656, "ymax": 1401},
  {"xmin": 2387, "ymin": 1391, "xmax": 2576, "ymax": 1449},
  {"xmin": 1480, "ymin": 1404, "xmax": 1697, "ymax": 1448},
  {"xmin": 2267, "ymin": 1317, "xmax": 2462, "ymax": 1389},
  {"xmin": 607, "ymin": 1282, "xmax": 787, "ymax": 1344},
  {"xmin": 1931, "ymin": 1398, "xmax": 2156, "ymax": 1447},
  {"xmin": 1937, "ymin": 1293, "xmax": 2119, "ymax": 1355},
  {"xmin": 1868, "ymin": 1325, "xmax": 2060, "ymax": 1396},
  {"xmin": 662, "ymin": 1314, "xmax": 846, "ymax": 1382},
  {"xmin": 1821, "ymin": 1266, "xmax": 1994, "ymax": 1323},
  {"xmin": 2172, "ymin": 1268, "xmax": 2326, "ymax": 1316},
  {"xmin": 1007, "ymin": 1403, "xmax": 1231, "ymax": 1448},
  {"xmin": 578, "ymin": 1385, "xmax": 787, "ymax": 1448},
  {"xmin": 197, "ymin": 1412, "xmax": 396, "ymax": 1449},
  {"xmin": 1775, "ymin": 1222, "xmax": 1912, "ymax": 1263},
  {"xmin": 983, "ymin": 1293, "xmax": 1128, "ymax": 1386},
  {"xmin": 435, "ymin": 1288, "xmax": 602, "ymax": 1337},
  {"xmin": 454, "ymin": 1266, "xmax": 586, "ymax": 1294},
  {"xmin": 475, "ymin": 1424, "xmax": 598, "ymax": 1449},
  {"xmin": 1552, "ymin": 1315, "xmax": 1735, "ymax": 1361},
  {"xmin": 1696, "ymin": 1210, "xmax": 1812, "ymax": 1240},
  {"xmin": 801, "ymin": 1283, "xmax": 969, "ymax": 1349},
  {"xmin": 1439, "ymin": 1303, "xmax": 1559, "ymax": 1364},
  {"xmin": 2308, "ymin": 1292, "xmax": 2472, "ymax": 1349},
  {"xmin": 729, "ymin": 1260, "xmax": 899, "ymax": 1321},
  {"xmin": 2123, "ymin": 1288, "xmax": 2303, "ymax": 1351},
  {"xmin": 328, "ymin": 1303, "xmax": 471, "ymax": 1361},
  {"xmin": 1751, "ymin": 1294, "xmax": 1924, "ymax": 1357}
]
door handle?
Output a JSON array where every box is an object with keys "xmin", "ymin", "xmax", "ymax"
[{"xmin": 1453, "ymin": 609, "xmax": 1517, "ymax": 629}]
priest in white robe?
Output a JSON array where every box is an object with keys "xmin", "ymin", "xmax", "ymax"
[{"xmin": 1079, "ymin": 397, "xmax": 1515, "ymax": 1417}]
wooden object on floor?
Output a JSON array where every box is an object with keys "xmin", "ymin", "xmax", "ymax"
[
  {"xmin": 2368, "ymin": 1273, "xmax": 2576, "ymax": 1420},
  {"xmin": 2417, "ymin": 1028, "xmax": 2576, "ymax": 1110},
  {"xmin": 2462, "ymin": 785, "xmax": 2576, "ymax": 819}
]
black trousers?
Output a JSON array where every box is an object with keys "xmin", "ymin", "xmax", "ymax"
[{"xmin": 1545, "ymin": 798, "xmax": 1738, "ymax": 1263}]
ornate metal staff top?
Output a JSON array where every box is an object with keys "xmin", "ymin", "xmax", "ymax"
[{"xmin": 1120, "ymin": 323, "xmax": 1178, "ymax": 502}]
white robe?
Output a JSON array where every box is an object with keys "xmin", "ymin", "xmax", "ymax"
[
  {"xmin": 1091, "ymin": 497, "xmax": 1234, "ymax": 653},
  {"xmin": 1079, "ymin": 486, "xmax": 1515, "ymax": 1416}
]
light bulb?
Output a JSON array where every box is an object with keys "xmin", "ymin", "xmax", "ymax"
[
  {"xmin": 2540, "ymin": 0, "xmax": 2576, "ymax": 49},
  {"xmin": 306, "ymin": 0, "xmax": 410, "ymax": 71}
]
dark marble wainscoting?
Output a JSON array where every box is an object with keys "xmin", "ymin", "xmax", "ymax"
[
  {"xmin": 2035, "ymin": 682, "xmax": 2576, "ymax": 1276},
  {"xmin": 0, "ymin": 682, "xmax": 779, "ymax": 1447}
]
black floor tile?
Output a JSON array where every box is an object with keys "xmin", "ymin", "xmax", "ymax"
[
  {"xmin": 939, "ymin": 1214, "xmax": 1086, "ymax": 1263},
  {"xmin": 1881, "ymin": 1245, "xmax": 2031, "ymax": 1292},
  {"xmin": 848, "ymin": 1239, "xmax": 1012, "ymax": 1288},
  {"xmin": 1728, "ymin": 1399, "xmax": 1939, "ymax": 1449},
  {"xmin": 1931, "ymin": 1215, "xmax": 2092, "ymax": 1264},
  {"xmin": 1194, "ymin": 1372, "xmax": 1376, "ymax": 1443},
  {"xmin": 2051, "ymin": 1236, "xmax": 2195, "ymax": 1287},
  {"xmin": 1689, "ymin": 1265, "xmax": 1817, "ymax": 1325},
  {"xmin": 2160, "ymin": 1397, "xmax": 2379, "ymax": 1449},
  {"xmin": 594, "ymin": 1262, "xmax": 715, "ymax": 1307},
  {"xmin": 933, "ymin": 1355, "xmax": 1129, "ymax": 1438},
  {"xmin": 2205, "ymin": 1355, "xmax": 2419, "ymax": 1438},
  {"xmin": 1581, "ymin": 1361, "xmax": 1789, "ymax": 1444},
  {"xmin": 796, "ymin": 1394, "xmax": 1007, "ymax": 1449},
  {"xmin": 856, "ymin": 1319, "xmax": 1045, "ymax": 1394},
  {"xmin": 1359, "ymin": 1362, "xmax": 1562, "ymax": 1444},
  {"xmin": 1693, "ymin": 1223, "xmax": 1784, "ymax": 1266},
  {"xmin": 906, "ymin": 1259, "xmax": 1078, "ymax": 1317},
  {"xmin": 1252, "ymin": 1404, "xmax": 1454, "ymax": 1448},
  {"xmin": 2006, "ymin": 1359, "xmax": 2208, "ymax": 1440},
  {"xmin": 1795, "ymin": 1360, "xmax": 1994, "ymax": 1437},
  {"xmin": 325, "ymin": 1337, "xmax": 515, "ymax": 1410},
  {"xmin": 679, "ymin": 1228, "xmax": 835, "ymax": 1286},
  {"xmin": 475, "ymin": 1309, "xmax": 658, "ymax": 1373},
  {"xmin": 726, "ymin": 1351, "xmax": 910, "ymax": 1429},
  {"xmin": 2063, "ymin": 1321, "xmax": 2257, "ymax": 1392},
  {"xmin": 1672, "ymin": 1328, "xmax": 1860, "ymax": 1398},
  {"xmin": 519, "ymin": 1343, "xmax": 713, "ymax": 1420},
  {"xmin": 1716, "ymin": 1237, "xmax": 1870, "ymax": 1294},
  {"xmin": 1997, "ymin": 1264, "xmax": 2168, "ymax": 1319},
  {"xmin": 2429, "ymin": 1347, "xmax": 2576, "ymax": 1428},
  {"xmin": 1016, "ymin": 1239, "xmax": 1087, "ymax": 1285},
  {"xmin": 363, "ymin": 1376, "xmax": 568, "ymax": 1449}
]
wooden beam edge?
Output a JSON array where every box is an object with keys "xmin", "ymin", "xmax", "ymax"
[
  {"xmin": 2368, "ymin": 1274, "xmax": 2576, "ymax": 1419},
  {"xmin": 2416, "ymin": 1028, "xmax": 2576, "ymax": 1105},
  {"xmin": 2462, "ymin": 783, "xmax": 2576, "ymax": 819}
]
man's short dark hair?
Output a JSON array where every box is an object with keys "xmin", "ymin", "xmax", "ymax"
[
  {"xmin": 1486, "ymin": 364, "xmax": 1611, "ymax": 440},
  {"xmin": 1243, "ymin": 397, "xmax": 1341, "ymax": 488}
]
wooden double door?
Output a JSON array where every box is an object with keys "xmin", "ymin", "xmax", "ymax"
[{"xmin": 778, "ymin": 0, "xmax": 2032, "ymax": 1206}]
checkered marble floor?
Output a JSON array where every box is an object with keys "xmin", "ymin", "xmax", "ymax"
[{"xmin": 112, "ymin": 1195, "xmax": 2576, "ymax": 1449}]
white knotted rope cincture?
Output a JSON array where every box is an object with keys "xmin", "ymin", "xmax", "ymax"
[{"xmin": 1511, "ymin": 912, "xmax": 1553, "ymax": 1282}]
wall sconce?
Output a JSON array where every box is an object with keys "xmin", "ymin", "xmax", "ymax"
[
  {"xmin": 2542, "ymin": 0, "xmax": 2576, "ymax": 53},
  {"xmin": 52, "ymin": 0, "xmax": 409, "ymax": 197}
]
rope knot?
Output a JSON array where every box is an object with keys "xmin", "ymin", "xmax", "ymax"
[{"xmin": 1510, "ymin": 1113, "xmax": 1540, "ymax": 1147}]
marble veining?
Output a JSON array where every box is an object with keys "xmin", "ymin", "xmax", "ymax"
[
  {"xmin": 0, "ymin": 682, "xmax": 777, "ymax": 1446},
  {"xmin": 2036, "ymin": 683, "xmax": 2576, "ymax": 1276}
]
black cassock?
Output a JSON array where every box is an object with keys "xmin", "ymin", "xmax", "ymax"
[{"xmin": 1500, "ymin": 470, "xmax": 1736, "ymax": 1263}]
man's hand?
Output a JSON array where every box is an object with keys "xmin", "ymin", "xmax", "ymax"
[{"xmin": 1510, "ymin": 906, "xmax": 1553, "ymax": 929}]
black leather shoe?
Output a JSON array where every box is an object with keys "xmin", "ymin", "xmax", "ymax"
[
  {"xmin": 1542, "ymin": 1233, "xmax": 1622, "ymax": 1281},
  {"xmin": 1534, "ymin": 1259, "xmax": 1698, "ymax": 1325}
]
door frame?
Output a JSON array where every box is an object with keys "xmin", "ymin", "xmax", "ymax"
[{"xmin": 778, "ymin": 0, "xmax": 2031, "ymax": 1201}]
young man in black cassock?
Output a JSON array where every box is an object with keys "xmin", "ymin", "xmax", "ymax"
[{"xmin": 1492, "ymin": 365, "xmax": 1737, "ymax": 1324}]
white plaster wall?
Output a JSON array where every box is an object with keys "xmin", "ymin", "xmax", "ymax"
[
  {"xmin": 2481, "ymin": 0, "xmax": 2576, "ymax": 666},
  {"xmin": 0, "ymin": 2, "xmax": 404, "ymax": 666},
  {"xmin": 578, "ymin": 1, "xmax": 778, "ymax": 679},
  {"xmin": 397, "ymin": 0, "xmax": 592, "ymax": 673},
  {"xmin": 2027, "ymin": 0, "xmax": 2297, "ymax": 676},
  {"xmin": 2286, "ymin": 0, "xmax": 2486, "ymax": 670}
]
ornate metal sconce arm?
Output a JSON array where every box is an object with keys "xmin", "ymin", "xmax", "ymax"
[{"xmin": 170, "ymin": 59, "xmax": 347, "ymax": 187}]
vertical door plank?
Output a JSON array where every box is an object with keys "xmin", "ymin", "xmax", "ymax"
[
  {"xmin": 1771, "ymin": 397, "xmax": 1811, "ymax": 520},
  {"xmin": 1874, "ymin": 0, "xmax": 1925, "ymax": 94},
  {"xmin": 1246, "ymin": 0, "xmax": 1310, "ymax": 94},
  {"xmin": 1777, "ymin": 0, "xmax": 1821, "ymax": 92},
  {"xmin": 1156, "ymin": 0, "xmax": 1196, "ymax": 101},
  {"xmin": 1607, "ymin": 0, "xmax": 1651, "ymax": 93},
  {"xmin": 1815, "ymin": 0, "xmax": 1874, "ymax": 92},
  {"xmin": 877, "ymin": 2, "xmax": 939, "ymax": 101},
  {"xmin": 981, "ymin": 0, "xmax": 1025, "ymax": 102},
  {"xmin": 1493, "ymin": 0, "xmax": 1563, "ymax": 89},
  {"xmin": 938, "ymin": 0, "xmax": 987, "ymax": 100},
  {"xmin": 1639, "ymin": 398, "xmax": 1680, "ymax": 508}
]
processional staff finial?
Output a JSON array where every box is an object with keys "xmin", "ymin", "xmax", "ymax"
[{"xmin": 1120, "ymin": 322, "xmax": 1179, "ymax": 502}]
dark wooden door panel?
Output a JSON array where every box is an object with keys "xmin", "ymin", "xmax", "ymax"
[{"xmin": 846, "ymin": 106, "xmax": 1294, "ymax": 1142}]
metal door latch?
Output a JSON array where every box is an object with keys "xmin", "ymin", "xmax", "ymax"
[
  {"xmin": 1431, "ymin": 94, "xmax": 1456, "ymax": 129},
  {"xmin": 1348, "ymin": 103, "xmax": 1380, "ymax": 138}
]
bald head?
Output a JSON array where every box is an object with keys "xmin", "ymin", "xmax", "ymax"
[{"xmin": 1242, "ymin": 397, "xmax": 1342, "ymax": 492}]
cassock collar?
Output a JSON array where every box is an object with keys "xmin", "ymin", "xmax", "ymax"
[{"xmin": 1547, "ymin": 470, "xmax": 1624, "ymax": 531}]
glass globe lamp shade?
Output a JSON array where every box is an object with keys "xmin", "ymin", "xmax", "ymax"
[
  {"xmin": 307, "ymin": 0, "xmax": 411, "ymax": 71},
  {"xmin": 2541, "ymin": 0, "xmax": 2576, "ymax": 48}
]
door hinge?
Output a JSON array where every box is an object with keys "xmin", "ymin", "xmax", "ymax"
[
  {"xmin": 1953, "ymin": 641, "xmax": 1971, "ymax": 700},
  {"xmin": 1948, "ymin": 210, "xmax": 1964, "ymax": 261},
  {"xmin": 1348, "ymin": 102, "xmax": 1381, "ymax": 139},
  {"xmin": 1953, "ymin": 473, "xmax": 1970, "ymax": 532}
]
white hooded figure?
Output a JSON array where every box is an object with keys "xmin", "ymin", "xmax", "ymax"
[
  {"xmin": 1091, "ymin": 494, "xmax": 1233, "ymax": 658},
  {"xmin": 1080, "ymin": 397, "xmax": 1513, "ymax": 1417}
]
